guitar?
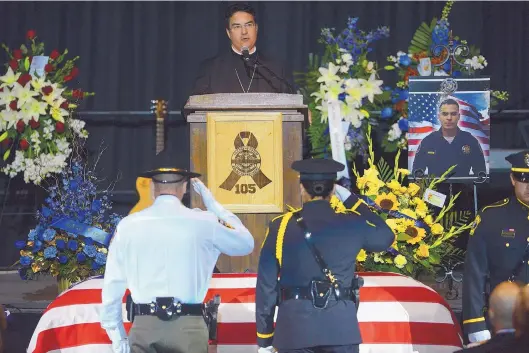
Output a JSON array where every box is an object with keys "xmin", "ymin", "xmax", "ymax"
[{"xmin": 129, "ymin": 100, "xmax": 168, "ymax": 214}]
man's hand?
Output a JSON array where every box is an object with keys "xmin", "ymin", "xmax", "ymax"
[
  {"xmin": 468, "ymin": 329, "xmax": 491, "ymax": 343},
  {"xmin": 191, "ymin": 178, "xmax": 215, "ymax": 208},
  {"xmin": 257, "ymin": 346, "xmax": 276, "ymax": 353},
  {"xmin": 105, "ymin": 327, "xmax": 130, "ymax": 353}
]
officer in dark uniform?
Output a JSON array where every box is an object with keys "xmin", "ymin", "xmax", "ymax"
[
  {"xmin": 255, "ymin": 158, "xmax": 395, "ymax": 353},
  {"xmin": 412, "ymin": 98, "xmax": 486, "ymax": 179},
  {"xmin": 462, "ymin": 150, "xmax": 529, "ymax": 344}
]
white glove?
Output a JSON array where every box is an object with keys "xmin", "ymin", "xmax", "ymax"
[
  {"xmin": 334, "ymin": 184, "xmax": 352, "ymax": 202},
  {"xmin": 191, "ymin": 178, "xmax": 218, "ymax": 210},
  {"xmin": 105, "ymin": 326, "xmax": 130, "ymax": 353},
  {"xmin": 468, "ymin": 329, "xmax": 491, "ymax": 343},
  {"xmin": 258, "ymin": 346, "xmax": 275, "ymax": 353}
]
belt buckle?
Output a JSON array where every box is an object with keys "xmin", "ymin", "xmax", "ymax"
[
  {"xmin": 310, "ymin": 280, "xmax": 331, "ymax": 309},
  {"xmin": 154, "ymin": 297, "xmax": 179, "ymax": 321}
]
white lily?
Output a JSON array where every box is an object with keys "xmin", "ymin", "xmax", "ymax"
[
  {"xmin": 2, "ymin": 110, "xmax": 19, "ymax": 129},
  {"xmin": 0, "ymin": 86, "xmax": 17, "ymax": 107},
  {"xmin": 0, "ymin": 67, "xmax": 21, "ymax": 88},
  {"xmin": 22, "ymin": 98, "xmax": 48, "ymax": 122},
  {"xmin": 11, "ymin": 82, "xmax": 39, "ymax": 107},
  {"xmin": 50, "ymin": 105, "xmax": 69, "ymax": 123},
  {"xmin": 344, "ymin": 78, "xmax": 366, "ymax": 106},
  {"xmin": 317, "ymin": 63, "xmax": 341, "ymax": 86},
  {"xmin": 361, "ymin": 73, "xmax": 383, "ymax": 103}
]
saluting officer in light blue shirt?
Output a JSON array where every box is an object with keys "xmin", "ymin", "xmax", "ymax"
[{"xmin": 100, "ymin": 154, "xmax": 254, "ymax": 353}]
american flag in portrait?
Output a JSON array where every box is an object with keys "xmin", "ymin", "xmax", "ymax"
[{"xmin": 407, "ymin": 88, "xmax": 491, "ymax": 173}]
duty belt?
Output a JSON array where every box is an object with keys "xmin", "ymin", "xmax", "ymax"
[
  {"xmin": 281, "ymin": 285, "xmax": 354, "ymax": 301},
  {"xmin": 134, "ymin": 297, "xmax": 205, "ymax": 321}
]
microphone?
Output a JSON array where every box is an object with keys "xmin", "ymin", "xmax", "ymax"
[
  {"xmin": 254, "ymin": 57, "xmax": 296, "ymax": 94},
  {"xmin": 241, "ymin": 46, "xmax": 251, "ymax": 62}
]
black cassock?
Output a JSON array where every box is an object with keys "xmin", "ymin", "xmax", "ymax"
[{"xmin": 191, "ymin": 48, "xmax": 293, "ymax": 95}]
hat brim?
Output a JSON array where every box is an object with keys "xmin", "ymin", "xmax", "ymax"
[
  {"xmin": 512, "ymin": 171, "xmax": 529, "ymax": 183},
  {"xmin": 140, "ymin": 168, "xmax": 201, "ymax": 179}
]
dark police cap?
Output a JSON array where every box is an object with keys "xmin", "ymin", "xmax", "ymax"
[
  {"xmin": 140, "ymin": 150, "xmax": 201, "ymax": 183},
  {"xmin": 505, "ymin": 150, "xmax": 529, "ymax": 183},
  {"xmin": 291, "ymin": 158, "xmax": 344, "ymax": 181}
]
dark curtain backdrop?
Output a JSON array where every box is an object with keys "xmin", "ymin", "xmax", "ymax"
[{"xmin": 0, "ymin": 1, "xmax": 528, "ymax": 266}]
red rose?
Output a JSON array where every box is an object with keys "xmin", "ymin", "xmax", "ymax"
[
  {"xmin": 1, "ymin": 138, "xmax": 12, "ymax": 148},
  {"xmin": 13, "ymin": 49, "xmax": 23, "ymax": 60},
  {"xmin": 26, "ymin": 30, "xmax": 36, "ymax": 40},
  {"xmin": 16, "ymin": 120, "xmax": 25, "ymax": 133},
  {"xmin": 17, "ymin": 73, "xmax": 32, "ymax": 87},
  {"xmin": 19, "ymin": 139, "xmax": 29, "ymax": 150},
  {"xmin": 50, "ymin": 50, "xmax": 60, "ymax": 60},
  {"xmin": 9, "ymin": 59, "xmax": 18, "ymax": 70},
  {"xmin": 55, "ymin": 122, "xmax": 65, "ymax": 133},
  {"xmin": 63, "ymin": 75, "xmax": 73, "ymax": 82},
  {"xmin": 9, "ymin": 100, "xmax": 18, "ymax": 111},
  {"xmin": 29, "ymin": 119, "xmax": 40, "ymax": 129},
  {"xmin": 44, "ymin": 64, "xmax": 54, "ymax": 73},
  {"xmin": 0, "ymin": 87, "xmax": 3, "ymax": 92},
  {"xmin": 60, "ymin": 101, "xmax": 69, "ymax": 109},
  {"xmin": 70, "ymin": 67, "xmax": 79, "ymax": 78},
  {"xmin": 42, "ymin": 86, "xmax": 53, "ymax": 95},
  {"xmin": 72, "ymin": 89, "xmax": 84, "ymax": 100}
]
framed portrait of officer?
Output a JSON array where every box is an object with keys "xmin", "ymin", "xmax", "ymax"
[
  {"xmin": 407, "ymin": 77, "xmax": 491, "ymax": 183},
  {"xmin": 206, "ymin": 111, "xmax": 283, "ymax": 213}
]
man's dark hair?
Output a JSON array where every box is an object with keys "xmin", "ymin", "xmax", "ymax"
[
  {"xmin": 225, "ymin": 3, "xmax": 256, "ymax": 28},
  {"xmin": 439, "ymin": 98, "xmax": 459, "ymax": 110},
  {"xmin": 301, "ymin": 180, "xmax": 334, "ymax": 199}
]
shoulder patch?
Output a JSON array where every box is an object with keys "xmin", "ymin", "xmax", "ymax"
[
  {"xmin": 482, "ymin": 198, "xmax": 509, "ymax": 212},
  {"xmin": 469, "ymin": 214, "xmax": 481, "ymax": 236},
  {"xmin": 218, "ymin": 219, "xmax": 234, "ymax": 229}
]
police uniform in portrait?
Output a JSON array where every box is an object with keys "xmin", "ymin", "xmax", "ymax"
[
  {"xmin": 255, "ymin": 158, "xmax": 395, "ymax": 353},
  {"xmin": 99, "ymin": 151, "xmax": 254, "ymax": 353},
  {"xmin": 412, "ymin": 98, "xmax": 487, "ymax": 179},
  {"xmin": 462, "ymin": 150, "xmax": 529, "ymax": 344}
]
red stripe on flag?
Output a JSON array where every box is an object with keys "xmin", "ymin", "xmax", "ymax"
[
  {"xmin": 408, "ymin": 126, "xmax": 434, "ymax": 134},
  {"xmin": 407, "ymin": 139, "xmax": 422, "ymax": 146}
]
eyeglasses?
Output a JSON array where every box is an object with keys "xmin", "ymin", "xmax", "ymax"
[{"xmin": 230, "ymin": 22, "xmax": 256, "ymax": 31}]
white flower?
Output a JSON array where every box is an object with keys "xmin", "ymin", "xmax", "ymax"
[
  {"xmin": 344, "ymin": 135, "xmax": 352, "ymax": 151},
  {"xmin": 11, "ymin": 82, "xmax": 39, "ymax": 107},
  {"xmin": 317, "ymin": 63, "xmax": 341, "ymax": 86},
  {"xmin": 387, "ymin": 122, "xmax": 402, "ymax": 142},
  {"xmin": 0, "ymin": 86, "xmax": 17, "ymax": 107},
  {"xmin": 69, "ymin": 119, "xmax": 86, "ymax": 135},
  {"xmin": 434, "ymin": 70, "xmax": 449, "ymax": 76},
  {"xmin": 0, "ymin": 67, "xmax": 21, "ymax": 88},
  {"xmin": 21, "ymin": 97, "xmax": 47, "ymax": 123},
  {"xmin": 387, "ymin": 55, "xmax": 397, "ymax": 63},
  {"xmin": 365, "ymin": 61, "xmax": 375, "ymax": 73},
  {"xmin": 361, "ymin": 73, "xmax": 383, "ymax": 103}
]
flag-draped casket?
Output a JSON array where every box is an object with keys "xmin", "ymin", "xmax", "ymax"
[{"xmin": 28, "ymin": 272, "xmax": 463, "ymax": 353}]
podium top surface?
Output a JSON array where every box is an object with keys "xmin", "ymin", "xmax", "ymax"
[{"xmin": 184, "ymin": 93, "xmax": 307, "ymax": 110}]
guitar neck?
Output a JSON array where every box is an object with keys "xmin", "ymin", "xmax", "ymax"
[{"xmin": 156, "ymin": 118, "xmax": 164, "ymax": 155}]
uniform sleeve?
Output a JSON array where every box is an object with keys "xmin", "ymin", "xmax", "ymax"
[
  {"xmin": 462, "ymin": 211, "xmax": 488, "ymax": 335},
  {"xmin": 191, "ymin": 59, "xmax": 212, "ymax": 96},
  {"xmin": 211, "ymin": 207, "xmax": 254, "ymax": 257},
  {"xmin": 255, "ymin": 219, "xmax": 281, "ymax": 348},
  {"xmin": 412, "ymin": 139, "xmax": 429, "ymax": 175},
  {"xmin": 100, "ymin": 226, "xmax": 128, "ymax": 339},
  {"xmin": 344, "ymin": 194, "xmax": 395, "ymax": 252},
  {"xmin": 0, "ymin": 304, "xmax": 6, "ymax": 331},
  {"xmin": 470, "ymin": 137, "xmax": 487, "ymax": 176}
]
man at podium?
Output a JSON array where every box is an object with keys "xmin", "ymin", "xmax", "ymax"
[{"xmin": 191, "ymin": 3, "xmax": 293, "ymax": 95}]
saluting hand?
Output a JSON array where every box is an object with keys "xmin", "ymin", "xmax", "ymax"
[{"xmin": 191, "ymin": 178, "xmax": 216, "ymax": 209}]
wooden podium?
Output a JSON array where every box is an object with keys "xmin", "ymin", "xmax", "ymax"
[{"xmin": 184, "ymin": 93, "xmax": 307, "ymax": 273}]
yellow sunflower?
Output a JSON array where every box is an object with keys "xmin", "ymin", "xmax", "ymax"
[
  {"xmin": 394, "ymin": 255, "xmax": 407, "ymax": 268},
  {"xmin": 375, "ymin": 192, "xmax": 400, "ymax": 211},
  {"xmin": 357, "ymin": 249, "xmax": 367, "ymax": 262},
  {"xmin": 412, "ymin": 197, "xmax": 428, "ymax": 218},
  {"xmin": 405, "ymin": 224, "xmax": 426, "ymax": 245}
]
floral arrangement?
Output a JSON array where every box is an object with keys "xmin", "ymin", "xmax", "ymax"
[
  {"xmin": 0, "ymin": 30, "xmax": 93, "ymax": 184},
  {"xmin": 380, "ymin": 0, "xmax": 509, "ymax": 152},
  {"xmin": 15, "ymin": 151, "xmax": 122, "ymax": 285},
  {"xmin": 336, "ymin": 126, "xmax": 472, "ymax": 277},
  {"xmin": 295, "ymin": 18, "xmax": 391, "ymax": 161}
]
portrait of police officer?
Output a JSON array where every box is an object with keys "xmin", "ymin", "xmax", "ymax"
[
  {"xmin": 462, "ymin": 150, "xmax": 529, "ymax": 344},
  {"xmin": 412, "ymin": 98, "xmax": 487, "ymax": 179},
  {"xmin": 255, "ymin": 158, "xmax": 395, "ymax": 353},
  {"xmin": 99, "ymin": 151, "xmax": 254, "ymax": 353}
]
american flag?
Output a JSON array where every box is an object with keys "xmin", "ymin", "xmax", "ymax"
[
  {"xmin": 407, "ymin": 93, "xmax": 490, "ymax": 173},
  {"xmin": 27, "ymin": 272, "xmax": 463, "ymax": 353}
]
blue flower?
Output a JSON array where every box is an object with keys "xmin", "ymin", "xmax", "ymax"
[
  {"xmin": 67, "ymin": 240, "xmax": 78, "ymax": 251},
  {"xmin": 95, "ymin": 252, "xmax": 107, "ymax": 265},
  {"xmin": 32, "ymin": 240, "xmax": 42, "ymax": 253},
  {"xmin": 338, "ymin": 92, "xmax": 347, "ymax": 102},
  {"xmin": 58, "ymin": 255, "xmax": 68, "ymax": 264},
  {"xmin": 91, "ymin": 261, "xmax": 101, "ymax": 270},
  {"xmin": 43, "ymin": 246, "xmax": 58, "ymax": 259},
  {"xmin": 398, "ymin": 118, "xmax": 409, "ymax": 132},
  {"xmin": 380, "ymin": 107, "xmax": 394, "ymax": 119},
  {"xmin": 84, "ymin": 237, "xmax": 94, "ymax": 246},
  {"xmin": 83, "ymin": 245, "xmax": 97, "ymax": 258},
  {"xmin": 28, "ymin": 229, "xmax": 38, "ymax": 241},
  {"xmin": 19, "ymin": 268, "xmax": 29, "ymax": 280},
  {"xmin": 76, "ymin": 253, "xmax": 87, "ymax": 263},
  {"xmin": 15, "ymin": 240, "xmax": 26, "ymax": 250},
  {"xmin": 20, "ymin": 256, "xmax": 32, "ymax": 267},
  {"xmin": 43, "ymin": 229, "xmax": 56, "ymax": 242},
  {"xmin": 91, "ymin": 200, "xmax": 102, "ymax": 212},
  {"xmin": 41, "ymin": 207, "xmax": 53, "ymax": 218},
  {"xmin": 56, "ymin": 239, "xmax": 66, "ymax": 250}
]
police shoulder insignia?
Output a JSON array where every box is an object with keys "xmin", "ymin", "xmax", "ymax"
[
  {"xmin": 482, "ymin": 198, "xmax": 509, "ymax": 212},
  {"xmin": 462, "ymin": 145, "xmax": 471, "ymax": 154},
  {"xmin": 218, "ymin": 219, "xmax": 234, "ymax": 229},
  {"xmin": 470, "ymin": 214, "xmax": 481, "ymax": 236}
]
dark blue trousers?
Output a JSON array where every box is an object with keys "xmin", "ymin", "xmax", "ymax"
[{"xmin": 279, "ymin": 345, "xmax": 359, "ymax": 353}]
